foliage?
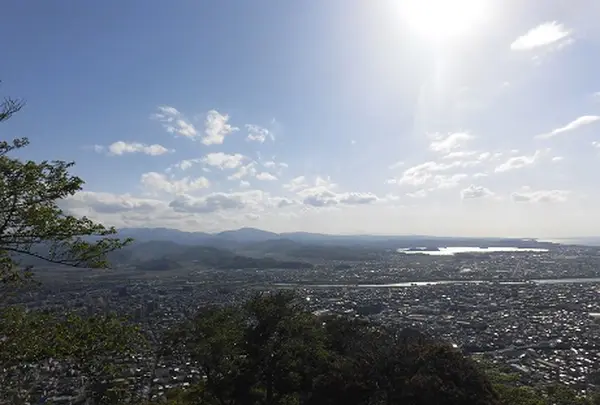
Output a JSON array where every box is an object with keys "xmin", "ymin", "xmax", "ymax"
[
  {"xmin": 1, "ymin": 84, "xmax": 139, "ymax": 404},
  {"xmin": 0, "ymin": 306, "xmax": 147, "ymax": 404},
  {"xmin": 480, "ymin": 360, "xmax": 597, "ymax": 405},
  {"xmin": 157, "ymin": 293, "xmax": 600, "ymax": 405},
  {"xmin": 113, "ymin": 242, "xmax": 313, "ymax": 271},
  {"xmin": 0, "ymin": 89, "xmax": 131, "ymax": 284},
  {"xmin": 162, "ymin": 292, "xmax": 501, "ymax": 405}
]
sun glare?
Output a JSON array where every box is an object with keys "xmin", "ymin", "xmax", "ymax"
[{"xmin": 399, "ymin": 0, "xmax": 489, "ymax": 42}]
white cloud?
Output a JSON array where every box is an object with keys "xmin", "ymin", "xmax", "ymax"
[
  {"xmin": 62, "ymin": 191, "xmax": 164, "ymax": 214},
  {"xmin": 394, "ymin": 162, "xmax": 444, "ymax": 186},
  {"xmin": 592, "ymin": 141, "xmax": 600, "ymax": 149},
  {"xmin": 203, "ymin": 110, "xmax": 239, "ymax": 145},
  {"xmin": 62, "ymin": 191, "xmax": 203, "ymax": 230},
  {"xmin": 537, "ymin": 116, "xmax": 600, "ymax": 139},
  {"xmin": 263, "ymin": 161, "xmax": 288, "ymax": 173},
  {"xmin": 315, "ymin": 176, "xmax": 336, "ymax": 188},
  {"xmin": 431, "ymin": 173, "xmax": 468, "ymax": 189},
  {"xmin": 284, "ymin": 176, "xmax": 309, "ymax": 192},
  {"xmin": 201, "ymin": 152, "xmax": 246, "ymax": 170},
  {"xmin": 510, "ymin": 22, "xmax": 570, "ymax": 51},
  {"xmin": 228, "ymin": 162, "xmax": 258, "ymax": 180},
  {"xmin": 263, "ymin": 160, "xmax": 288, "ymax": 176},
  {"xmin": 461, "ymin": 185, "xmax": 494, "ymax": 199},
  {"xmin": 443, "ymin": 150, "xmax": 478, "ymax": 160},
  {"xmin": 283, "ymin": 176, "xmax": 379, "ymax": 208},
  {"xmin": 494, "ymin": 150, "xmax": 541, "ymax": 173},
  {"xmin": 169, "ymin": 194, "xmax": 244, "ymax": 213},
  {"xmin": 430, "ymin": 132, "xmax": 473, "ymax": 153},
  {"xmin": 176, "ymin": 160, "xmax": 195, "ymax": 171},
  {"xmin": 511, "ymin": 189, "xmax": 570, "ymax": 203},
  {"xmin": 156, "ymin": 106, "xmax": 178, "ymax": 116},
  {"xmin": 478, "ymin": 152, "xmax": 491, "ymax": 161},
  {"xmin": 263, "ymin": 161, "xmax": 288, "ymax": 169},
  {"xmin": 152, "ymin": 106, "xmax": 198, "ymax": 139},
  {"xmin": 301, "ymin": 191, "xmax": 338, "ymax": 208},
  {"xmin": 551, "ymin": 156, "xmax": 564, "ymax": 162},
  {"xmin": 140, "ymin": 172, "xmax": 210, "ymax": 195},
  {"xmin": 101, "ymin": 141, "xmax": 172, "ymax": 156},
  {"xmin": 62, "ymin": 189, "xmax": 396, "ymax": 233},
  {"xmin": 175, "ymin": 120, "xmax": 197, "ymax": 138},
  {"xmin": 170, "ymin": 158, "xmax": 202, "ymax": 171},
  {"xmin": 393, "ymin": 161, "xmax": 465, "ymax": 186},
  {"xmin": 268, "ymin": 196, "xmax": 298, "ymax": 208},
  {"xmin": 301, "ymin": 189, "xmax": 379, "ymax": 207},
  {"xmin": 256, "ymin": 172, "xmax": 278, "ymax": 181},
  {"xmin": 169, "ymin": 190, "xmax": 263, "ymax": 214},
  {"xmin": 339, "ymin": 192, "xmax": 379, "ymax": 205},
  {"xmin": 246, "ymin": 124, "xmax": 274, "ymax": 143},
  {"xmin": 407, "ymin": 189, "xmax": 427, "ymax": 198}
]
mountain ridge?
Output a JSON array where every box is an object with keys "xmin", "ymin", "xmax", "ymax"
[{"xmin": 116, "ymin": 226, "xmax": 555, "ymax": 249}]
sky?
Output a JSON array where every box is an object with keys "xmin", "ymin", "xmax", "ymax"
[{"xmin": 1, "ymin": 0, "xmax": 600, "ymax": 237}]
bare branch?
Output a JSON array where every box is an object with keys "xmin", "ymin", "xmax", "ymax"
[{"xmin": 0, "ymin": 98, "xmax": 25, "ymax": 123}]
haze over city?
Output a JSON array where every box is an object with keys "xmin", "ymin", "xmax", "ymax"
[{"xmin": 2, "ymin": 0, "xmax": 600, "ymax": 237}]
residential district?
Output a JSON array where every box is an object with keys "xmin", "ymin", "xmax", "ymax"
[{"xmin": 3, "ymin": 244, "xmax": 600, "ymax": 403}]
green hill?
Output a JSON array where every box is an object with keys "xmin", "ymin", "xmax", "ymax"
[{"xmin": 110, "ymin": 241, "xmax": 313, "ymax": 270}]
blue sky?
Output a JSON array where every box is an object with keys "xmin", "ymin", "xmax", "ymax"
[{"xmin": 2, "ymin": 0, "xmax": 600, "ymax": 237}]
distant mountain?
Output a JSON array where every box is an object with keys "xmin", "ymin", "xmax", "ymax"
[
  {"xmin": 117, "ymin": 227, "xmax": 281, "ymax": 246},
  {"xmin": 109, "ymin": 241, "xmax": 312, "ymax": 271},
  {"xmin": 543, "ymin": 237, "xmax": 600, "ymax": 246},
  {"xmin": 236, "ymin": 238, "xmax": 386, "ymax": 261},
  {"xmin": 117, "ymin": 228, "xmax": 213, "ymax": 245},
  {"xmin": 15, "ymin": 227, "xmax": 560, "ymax": 272},
  {"xmin": 116, "ymin": 227, "xmax": 558, "ymax": 251},
  {"xmin": 215, "ymin": 227, "xmax": 279, "ymax": 242}
]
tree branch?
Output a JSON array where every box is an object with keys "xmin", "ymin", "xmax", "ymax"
[
  {"xmin": 1, "ymin": 246, "xmax": 88, "ymax": 268},
  {"xmin": 0, "ymin": 97, "xmax": 25, "ymax": 123}
]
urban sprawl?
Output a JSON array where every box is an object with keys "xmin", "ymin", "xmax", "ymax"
[{"xmin": 4, "ymin": 243, "xmax": 600, "ymax": 402}]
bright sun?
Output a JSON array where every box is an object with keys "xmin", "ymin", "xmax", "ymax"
[{"xmin": 399, "ymin": 0, "xmax": 489, "ymax": 41}]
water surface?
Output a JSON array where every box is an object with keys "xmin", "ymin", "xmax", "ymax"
[
  {"xmin": 397, "ymin": 246, "xmax": 549, "ymax": 256},
  {"xmin": 275, "ymin": 278, "xmax": 600, "ymax": 289}
]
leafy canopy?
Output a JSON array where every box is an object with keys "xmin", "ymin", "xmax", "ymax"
[
  {"xmin": 0, "ymin": 306, "xmax": 148, "ymax": 404},
  {"xmin": 163, "ymin": 292, "xmax": 501, "ymax": 405},
  {"xmin": 0, "ymin": 87, "xmax": 131, "ymax": 283}
]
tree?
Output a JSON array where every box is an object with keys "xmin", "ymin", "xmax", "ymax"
[
  {"xmin": 0, "ymin": 307, "xmax": 147, "ymax": 404},
  {"xmin": 242, "ymin": 292, "xmax": 330, "ymax": 405},
  {"xmin": 166, "ymin": 306, "xmax": 247, "ymax": 405},
  {"xmin": 0, "ymin": 85, "xmax": 141, "ymax": 404},
  {"xmin": 161, "ymin": 292, "xmax": 502, "ymax": 405},
  {"xmin": 0, "ymin": 86, "xmax": 131, "ymax": 284}
]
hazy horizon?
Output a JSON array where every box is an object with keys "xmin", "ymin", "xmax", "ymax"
[
  {"xmin": 118, "ymin": 225, "xmax": 596, "ymax": 242},
  {"xmin": 3, "ymin": 1, "xmax": 600, "ymax": 237}
]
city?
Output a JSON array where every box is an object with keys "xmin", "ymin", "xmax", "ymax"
[
  {"xmin": 3, "ymin": 1, "xmax": 600, "ymax": 404},
  {"xmin": 3, "ymin": 241, "xmax": 600, "ymax": 402}
]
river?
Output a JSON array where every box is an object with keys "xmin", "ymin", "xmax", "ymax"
[
  {"xmin": 274, "ymin": 277, "xmax": 600, "ymax": 288},
  {"xmin": 397, "ymin": 246, "xmax": 549, "ymax": 255}
]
